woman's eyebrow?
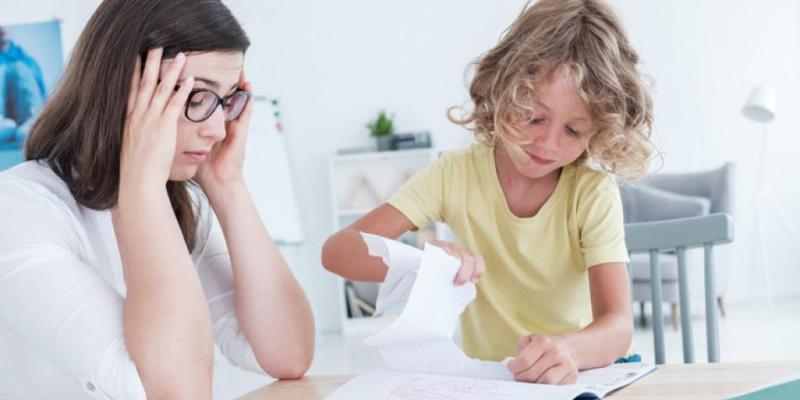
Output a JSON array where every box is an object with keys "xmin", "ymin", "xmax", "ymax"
[{"xmin": 194, "ymin": 77, "xmax": 239, "ymax": 92}]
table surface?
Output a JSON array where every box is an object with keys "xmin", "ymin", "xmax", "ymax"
[{"xmin": 238, "ymin": 361, "xmax": 800, "ymax": 400}]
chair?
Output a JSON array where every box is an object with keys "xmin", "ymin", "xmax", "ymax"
[
  {"xmin": 625, "ymin": 213, "xmax": 734, "ymax": 364},
  {"xmin": 620, "ymin": 163, "xmax": 735, "ymax": 328}
]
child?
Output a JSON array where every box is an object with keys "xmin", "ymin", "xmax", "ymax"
[{"xmin": 322, "ymin": 0, "xmax": 653, "ymax": 385}]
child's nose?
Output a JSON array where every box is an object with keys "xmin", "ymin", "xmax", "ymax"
[{"xmin": 535, "ymin": 123, "xmax": 561, "ymax": 151}]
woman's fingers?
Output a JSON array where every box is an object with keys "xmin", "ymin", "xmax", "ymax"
[
  {"xmin": 127, "ymin": 56, "xmax": 141, "ymax": 116},
  {"xmin": 165, "ymin": 76, "xmax": 194, "ymax": 121},
  {"xmin": 135, "ymin": 47, "xmax": 163, "ymax": 112},
  {"xmin": 151, "ymin": 52, "xmax": 187, "ymax": 113}
]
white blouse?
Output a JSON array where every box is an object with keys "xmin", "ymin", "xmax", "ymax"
[{"xmin": 0, "ymin": 161, "xmax": 265, "ymax": 399}]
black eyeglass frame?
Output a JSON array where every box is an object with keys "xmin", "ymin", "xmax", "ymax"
[{"xmin": 185, "ymin": 88, "xmax": 251, "ymax": 123}]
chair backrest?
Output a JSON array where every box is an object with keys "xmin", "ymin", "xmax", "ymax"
[
  {"xmin": 625, "ymin": 213, "xmax": 734, "ymax": 364},
  {"xmin": 641, "ymin": 162, "xmax": 735, "ymax": 215}
]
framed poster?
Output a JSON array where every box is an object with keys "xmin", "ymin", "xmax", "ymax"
[{"xmin": 0, "ymin": 20, "xmax": 63, "ymax": 170}]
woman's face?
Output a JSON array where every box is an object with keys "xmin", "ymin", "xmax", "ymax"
[
  {"xmin": 501, "ymin": 67, "xmax": 592, "ymax": 181},
  {"xmin": 160, "ymin": 51, "xmax": 244, "ymax": 181}
]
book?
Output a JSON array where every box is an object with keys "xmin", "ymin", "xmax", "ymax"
[{"xmin": 325, "ymin": 362, "xmax": 656, "ymax": 400}]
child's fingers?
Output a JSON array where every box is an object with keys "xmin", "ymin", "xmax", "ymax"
[
  {"xmin": 453, "ymin": 253, "xmax": 475, "ymax": 285},
  {"xmin": 517, "ymin": 335, "xmax": 532, "ymax": 353},
  {"xmin": 507, "ymin": 340, "xmax": 545, "ymax": 375},
  {"xmin": 136, "ymin": 47, "xmax": 163, "ymax": 112},
  {"xmin": 515, "ymin": 348, "xmax": 559, "ymax": 382},
  {"xmin": 165, "ymin": 76, "xmax": 194, "ymax": 121},
  {"xmin": 151, "ymin": 52, "xmax": 186, "ymax": 113},
  {"xmin": 127, "ymin": 56, "xmax": 141, "ymax": 116},
  {"xmin": 471, "ymin": 255, "xmax": 485, "ymax": 282},
  {"xmin": 537, "ymin": 364, "xmax": 569, "ymax": 385}
]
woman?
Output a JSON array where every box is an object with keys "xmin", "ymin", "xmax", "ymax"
[{"xmin": 0, "ymin": 1, "xmax": 314, "ymax": 399}]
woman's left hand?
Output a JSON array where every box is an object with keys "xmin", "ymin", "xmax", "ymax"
[
  {"xmin": 195, "ymin": 69, "xmax": 253, "ymax": 192},
  {"xmin": 507, "ymin": 334, "xmax": 578, "ymax": 384}
]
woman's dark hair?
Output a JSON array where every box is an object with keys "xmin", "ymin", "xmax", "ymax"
[{"xmin": 26, "ymin": 0, "xmax": 250, "ymax": 250}]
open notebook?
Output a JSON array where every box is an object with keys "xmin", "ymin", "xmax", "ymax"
[{"xmin": 325, "ymin": 234, "xmax": 654, "ymax": 400}]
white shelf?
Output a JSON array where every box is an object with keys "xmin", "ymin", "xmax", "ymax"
[
  {"xmin": 337, "ymin": 208, "xmax": 375, "ymax": 218},
  {"xmin": 331, "ymin": 148, "xmax": 436, "ymax": 163},
  {"xmin": 328, "ymin": 148, "xmax": 440, "ymax": 335}
]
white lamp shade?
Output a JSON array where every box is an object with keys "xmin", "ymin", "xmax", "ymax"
[{"xmin": 743, "ymin": 85, "xmax": 777, "ymax": 123}]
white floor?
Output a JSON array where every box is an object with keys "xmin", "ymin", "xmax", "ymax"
[{"xmin": 213, "ymin": 296, "xmax": 800, "ymax": 399}]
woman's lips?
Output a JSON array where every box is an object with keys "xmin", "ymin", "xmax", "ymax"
[{"xmin": 184, "ymin": 151, "xmax": 207, "ymax": 163}]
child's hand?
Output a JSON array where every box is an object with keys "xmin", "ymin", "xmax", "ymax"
[
  {"xmin": 507, "ymin": 334, "xmax": 578, "ymax": 384},
  {"xmin": 430, "ymin": 240, "xmax": 485, "ymax": 285}
]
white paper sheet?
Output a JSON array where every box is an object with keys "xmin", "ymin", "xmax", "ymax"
[
  {"xmin": 361, "ymin": 233, "xmax": 514, "ymax": 380},
  {"xmin": 326, "ymin": 363, "xmax": 656, "ymax": 400}
]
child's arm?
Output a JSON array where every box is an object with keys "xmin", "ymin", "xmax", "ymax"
[
  {"xmin": 508, "ymin": 262, "xmax": 632, "ymax": 384},
  {"xmin": 322, "ymin": 204, "xmax": 485, "ymax": 284},
  {"xmin": 322, "ymin": 204, "xmax": 416, "ymax": 281}
]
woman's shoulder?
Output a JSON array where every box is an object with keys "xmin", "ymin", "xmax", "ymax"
[
  {"xmin": 0, "ymin": 160, "xmax": 78, "ymax": 214},
  {"xmin": 0, "ymin": 161, "xmax": 83, "ymax": 247}
]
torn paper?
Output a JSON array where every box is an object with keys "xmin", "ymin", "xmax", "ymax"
[{"xmin": 360, "ymin": 233, "xmax": 514, "ymax": 380}]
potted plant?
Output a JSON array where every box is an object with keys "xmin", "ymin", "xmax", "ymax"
[{"xmin": 367, "ymin": 110, "xmax": 395, "ymax": 151}]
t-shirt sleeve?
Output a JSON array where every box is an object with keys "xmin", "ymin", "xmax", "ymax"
[
  {"xmin": 192, "ymin": 205, "xmax": 266, "ymax": 375},
  {"xmin": 386, "ymin": 155, "xmax": 446, "ymax": 229},
  {"xmin": 577, "ymin": 175, "xmax": 630, "ymax": 268},
  {"xmin": 0, "ymin": 178, "xmax": 146, "ymax": 400}
]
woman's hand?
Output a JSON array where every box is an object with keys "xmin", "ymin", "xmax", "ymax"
[
  {"xmin": 430, "ymin": 240, "xmax": 485, "ymax": 285},
  {"xmin": 507, "ymin": 334, "xmax": 579, "ymax": 384},
  {"xmin": 194, "ymin": 70, "xmax": 254, "ymax": 194},
  {"xmin": 120, "ymin": 48, "xmax": 193, "ymax": 191}
]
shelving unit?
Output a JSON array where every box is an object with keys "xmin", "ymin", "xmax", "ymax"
[{"xmin": 328, "ymin": 148, "xmax": 442, "ymax": 335}]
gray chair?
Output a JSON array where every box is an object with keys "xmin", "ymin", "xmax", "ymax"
[
  {"xmin": 620, "ymin": 163, "xmax": 735, "ymax": 328},
  {"xmin": 625, "ymin": 213, "xmax": 734, "ymax": 364}
]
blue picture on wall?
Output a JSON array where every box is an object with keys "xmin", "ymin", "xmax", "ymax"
[{"xmin": 0, "ymin": 20, "xmax": 63, "ymax": 170}]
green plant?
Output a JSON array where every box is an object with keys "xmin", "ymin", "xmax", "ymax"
[{"xmin": 367, "ymin": 110, "xmax": 395, "ymax": 137}]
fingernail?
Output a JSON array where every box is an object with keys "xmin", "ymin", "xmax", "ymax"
[{"xmin": 176, "ymin": 52, "xmax": 185, "ymax": 61}]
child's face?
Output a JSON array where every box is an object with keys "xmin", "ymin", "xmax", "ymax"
[{"xmin": 501, "ymin": 67, "xmax": 592, "ymax": 180}]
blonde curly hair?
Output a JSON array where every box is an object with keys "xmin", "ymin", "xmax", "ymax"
[{"xmin": 450, "ymin": 0, "xmax": 655, "ymax": 179}]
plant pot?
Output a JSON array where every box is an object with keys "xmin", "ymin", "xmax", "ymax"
[{"xmin": 375, "ymin": 135, "xmax": 394, "ymax": 151}]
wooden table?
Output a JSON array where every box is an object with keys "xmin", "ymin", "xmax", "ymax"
[{"xmin": 238, "ymin": 361, "xmax": 800, "ymax": 399}]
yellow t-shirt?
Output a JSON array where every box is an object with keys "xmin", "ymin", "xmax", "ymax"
[{"xmin": 387, "ymin": 144, "xmax": 629, "ymax": 361}]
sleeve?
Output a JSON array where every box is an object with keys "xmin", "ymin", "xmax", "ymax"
[
  {"xmin": 386, "ymin": 155, "xmax": 447, "ymax": 229},
  {"xmin": 192, "ymin": 205, "xmax": 266, "ymax": 375},
  {"xmin": 0, "ymin": 179, "xmax": 146, "ymax": 400},
  {"xmin": 577, "ymin": 175, "xmax": 630, "ymax": 269}
]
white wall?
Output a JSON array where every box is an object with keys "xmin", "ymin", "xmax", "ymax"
[{"xmin": 5, "ymin": 0, "xmax": 800, "ymax": 334}]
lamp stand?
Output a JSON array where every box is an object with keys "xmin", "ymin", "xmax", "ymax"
[{"xmin": 749, "ymin": 124, "xmax": 800, "ymax": 314}]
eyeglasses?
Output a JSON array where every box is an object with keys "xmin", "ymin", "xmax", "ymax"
[{"xmin": 185, "ymin": 88, "xmax": 251, "ymax": 123}]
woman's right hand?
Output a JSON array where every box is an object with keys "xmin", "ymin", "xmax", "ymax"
[
  {"xmin": 430, "ymin": 240, "xmax": 485, "ymax": 285},
  {"xmin": 119, "ymin": 48, "xmax": 194, "ymax": 191}
]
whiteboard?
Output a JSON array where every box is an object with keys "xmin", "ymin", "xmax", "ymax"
[{"xmin": 242, "ymin": 98, "xmax": 304, "ymax": 244}]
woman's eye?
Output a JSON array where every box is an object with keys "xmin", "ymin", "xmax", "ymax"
[
  {"xmin": 565, "ymin": 126, "xmax": 580, "ymax": 136},
  {"xmin": 189, "ymin": 100, "xmax": 205, "ymax": 108},
  {"xmin": 530, "ymin": 118, "xmax": 545, "ymax": 125}
]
